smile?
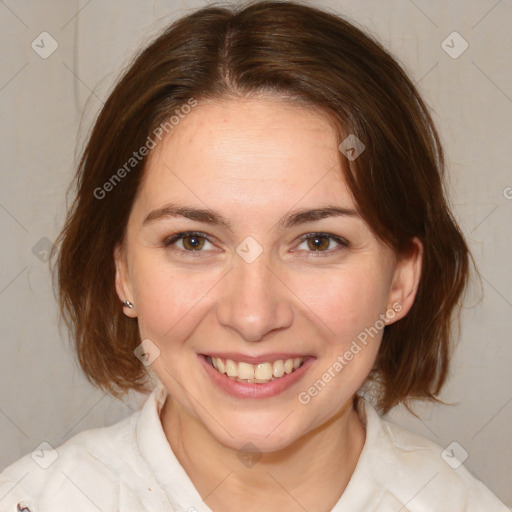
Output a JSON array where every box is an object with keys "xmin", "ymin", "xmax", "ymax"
[{"xmin": 206, "ymin": 355, "xmax": 306, "ymax": 384}]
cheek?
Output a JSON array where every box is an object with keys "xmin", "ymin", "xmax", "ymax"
[
  {"xmin": 291, "ymin": 267, "xmax": 390, "ymax": 419},
  {"xmin": 294, "ymin": 264, "xmax": 390, "ymax": 345},
  {"xmin": 131, "ymin": 257, "xmax": 222, "ymax": 341}
]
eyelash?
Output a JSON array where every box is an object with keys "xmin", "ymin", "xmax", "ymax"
[{"xmin": 161, "ymin": 231, "xmax": 349, "ymax": 257}]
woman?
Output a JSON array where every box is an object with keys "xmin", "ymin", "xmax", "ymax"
[{"xmin": 0, "ymin": 1, "xmax": 508, "ymax": 510}]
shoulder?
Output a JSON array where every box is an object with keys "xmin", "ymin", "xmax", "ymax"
[
  {"xmin": 357, "ymin": 399, "xmax": 509, "ymax": 511},
  {"xmin": 0, "ymin": 412, "xmax": 147, "ymax": 511}
]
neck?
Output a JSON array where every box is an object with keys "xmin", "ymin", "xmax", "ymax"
[{"xmin": 161, "ymin": 396, "xmax": 366, "ymax": 512}]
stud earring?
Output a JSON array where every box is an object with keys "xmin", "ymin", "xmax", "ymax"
[{"xmin": 122, "ymin": 300, "xmax": 135, "ymax": 310}]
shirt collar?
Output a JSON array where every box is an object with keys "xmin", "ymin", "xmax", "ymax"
[
  {"xmin": 136, "ymin": 382, "xmax": 391, "ymax": 512},
  {"xmin": 136, "ymin": 380, "xmax": 214, "ymax": 512}
]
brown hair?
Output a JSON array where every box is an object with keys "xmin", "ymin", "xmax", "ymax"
[{"xmin": 53, "ymin": 0, "xmax": 470, "ymax": 413}]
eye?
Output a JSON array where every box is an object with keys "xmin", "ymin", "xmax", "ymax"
[
  {"xmin": 295, "ymin": 233, "xmax": 349, "ymax": 254},
  {"xmin": 162, "ymin": 231, "xmax": 216, "ymax": 253}
]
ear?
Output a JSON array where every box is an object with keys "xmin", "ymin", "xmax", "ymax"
[
  {"xmin": 114, "ymin": 242, "xmax": 137, "ymax": 318},
  {"xmin": 385, "ymin": 237, "xmax": 423, "ymax": 324}
]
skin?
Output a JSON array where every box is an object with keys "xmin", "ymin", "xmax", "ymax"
[{"xmin": 115, "ymin": 97, "xmax": 422, "ymax": 512}]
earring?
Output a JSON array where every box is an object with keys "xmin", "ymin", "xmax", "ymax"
[{"xmin": 122, "ymin": 300, "xmax": 135, "ymax": 310}]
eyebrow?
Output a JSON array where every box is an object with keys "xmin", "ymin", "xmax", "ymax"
[{"xmin": 143, "ymin": 203, "xmax": 359, "ymax": 230}]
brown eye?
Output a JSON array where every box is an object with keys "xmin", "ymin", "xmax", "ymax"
[
  {"xmin": 163, "ymin": 232, "xmax": 214, "ymax": 252},
  {"xmin": 295, "ymin": 233, "xmax": 349, "ymax": 254},
  {"xmin": 182, "ymin": 234, "xmax": 206, "ymax": 251},
  {"xmin": 306, "ymin": 235, "xmax": 331, "ymax": 251}
]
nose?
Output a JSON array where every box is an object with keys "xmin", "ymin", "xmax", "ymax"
[{"xmin": 215, "ymin": 253, "xmax": 294, "ymax": 342}]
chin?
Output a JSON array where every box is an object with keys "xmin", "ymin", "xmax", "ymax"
[{"xmin": 204, "ymin": 408, "xmax": 311, "ymax": 453}]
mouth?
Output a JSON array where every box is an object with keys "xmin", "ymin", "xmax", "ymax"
[{"xmin": 205, "ymin": 355, "xmax": 307, "ymax": 384}]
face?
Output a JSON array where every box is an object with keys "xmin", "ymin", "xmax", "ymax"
[{"xmin": 115, "ymin": 97, "xmax": 421, "ymax": 452}]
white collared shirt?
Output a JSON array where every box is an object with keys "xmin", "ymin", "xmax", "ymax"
[{"xmin": 0, "ymin": 382, "xmax": 508, "ymax": 511}]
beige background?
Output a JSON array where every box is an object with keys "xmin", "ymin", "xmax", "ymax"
[{"xmin": 0, "ymin": 0, "xmax": 511, "ymax": 506}]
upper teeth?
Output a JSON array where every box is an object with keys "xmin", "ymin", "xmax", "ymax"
[{"xmin": 208, "ymin": 357, "xmax": 305, "ymax": 383}]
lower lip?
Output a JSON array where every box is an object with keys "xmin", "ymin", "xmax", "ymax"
[{"xmin": 198, "ymin": 354, "xmax": 315, "ymax": 399}]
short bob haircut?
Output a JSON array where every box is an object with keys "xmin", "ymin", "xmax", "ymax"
[{"xmin": 53, "ymin": 0, "xmax": 470, "ymax": 414}]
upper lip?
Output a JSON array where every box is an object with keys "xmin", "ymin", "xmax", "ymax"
[{"xmin": 202, "ymin": 353, "xmax": 314, "ymax": 364}]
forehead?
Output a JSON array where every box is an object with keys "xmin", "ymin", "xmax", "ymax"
[{"xmin": 137, "ymin": 97, "xmax": 355, "ymax": 213}]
